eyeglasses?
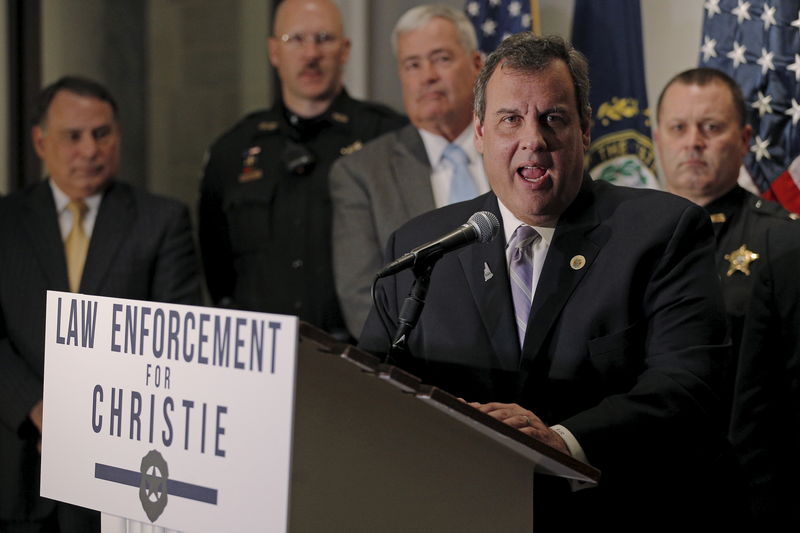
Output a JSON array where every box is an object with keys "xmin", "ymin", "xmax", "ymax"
[{"xmin": 278, "ymin": 32, "xmax": 340, "ymax": 48}]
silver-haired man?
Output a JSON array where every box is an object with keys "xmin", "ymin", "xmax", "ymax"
[{"xmin": 330, "ymin": 4, "xmax": 486, "ymax": 338}]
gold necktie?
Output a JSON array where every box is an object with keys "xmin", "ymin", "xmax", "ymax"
[{"xmin": 65, "ymin": 200, "xmax": 89, "ymax": 292}]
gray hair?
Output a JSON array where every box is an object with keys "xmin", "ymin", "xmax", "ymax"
[
  {"xmin": 473, "ymin": 33, "xmax": 590, "ymax": 127},
  {"xmin": 391, "ymin": 4, "xmax": 478, "ymax": 56}
]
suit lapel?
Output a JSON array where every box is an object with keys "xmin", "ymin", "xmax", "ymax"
[
  {"xmin": 21, "ymin": 181, "xmax": 69, "ymax": 290},
  {"xmin": 80, "ymin": 182, "xmax": 135, "ymax": 294},
  {"xmin": 391, "ymin": 125, "xmax": 436, "ymax": 217},
  {"xmin": 458, "ymin": 194, "xmax": 521, "ymax": 371},
  {"xmin": 522, "ymin": 178, "xmax": 603, "ymax": 364}
]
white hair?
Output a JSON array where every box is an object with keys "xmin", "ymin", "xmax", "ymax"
[{"xmin": 391, "ymin": 4, "xmax": 478, "ymax": 56}]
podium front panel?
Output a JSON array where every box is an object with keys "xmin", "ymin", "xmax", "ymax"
[{"xmin": 288, "ymin": 334, "xmax": 535, "ymax": 532}]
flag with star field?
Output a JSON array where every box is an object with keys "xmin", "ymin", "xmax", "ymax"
[
  {"xmin": 700, "ymin": 0, "xmax": 800, "ymax": 213},
  {"xmin": 465, "ymin": 0, "xmax": 534, "ymax": 55}
]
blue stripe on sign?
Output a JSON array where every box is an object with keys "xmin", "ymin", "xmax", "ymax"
[
  {"xmin": 94, "ymin": 463, "xmax": 218, "ymax": 505},
  {"xmin": 168, "ymin": 479, "xmax": 218, "ymax": 504},
  {"xmin": 95, "ymin": 463, "xmax": 140, "ymax": 487}
]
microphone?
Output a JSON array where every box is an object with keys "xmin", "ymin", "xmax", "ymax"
[{"xmin": 376, "ymin": 211, "xmax": 500, "ymax": 279}]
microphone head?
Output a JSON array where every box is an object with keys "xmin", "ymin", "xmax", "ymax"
[{"xmin": 467, "ymin": 211, "xmax": 500, "ymax": 243}]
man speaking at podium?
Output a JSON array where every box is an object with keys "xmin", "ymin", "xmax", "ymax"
[{"xmin": 360, "ymin": 34, "xmax": 745, "ymax": 531}]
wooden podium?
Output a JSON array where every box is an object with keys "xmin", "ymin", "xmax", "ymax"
[
  {"xmin": 99, "ymin": 322, "xmax": 599, "ymax": 532},
  {"xmin": 287, "ymin": 323, "xmax": 599, "ymax": 532}
]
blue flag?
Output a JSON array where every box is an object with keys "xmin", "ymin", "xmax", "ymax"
[
  {"xmin": 699, "ymin": 0, "xmax": 800, "ymax": 214},
  {"xmin": 466, "ymin": 0, "xmax": 533, "ymax": 55},
  {"xmin": 572, "ymin": 0, "xmax": 659, "ymax": 189}
]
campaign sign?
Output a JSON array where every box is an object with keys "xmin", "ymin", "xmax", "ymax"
[{"xmin": 40, "ymin": 291, "xmax": 298, "ymax": 532}]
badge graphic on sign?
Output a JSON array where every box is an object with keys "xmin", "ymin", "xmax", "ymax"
[
  {"xmin": 95, "ymin": 452, "xmax": 218, "ymax": 523},
  {"xmin": 139, "ymin": 450, "xmax": 169, "ymax": 522}
]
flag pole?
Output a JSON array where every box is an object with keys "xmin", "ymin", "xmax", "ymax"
[{"xmin": 530, "ymin": 0, "xmax": 541, "ymax": 35}]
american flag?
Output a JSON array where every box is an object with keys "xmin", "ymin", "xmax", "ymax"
[
  {"xmin": 465, "ymin": 0, "xmax": 538, "ymax": 55},
  {"xmin": 699, "ymin": 0, "xmax": 800, "ymax": 213}
]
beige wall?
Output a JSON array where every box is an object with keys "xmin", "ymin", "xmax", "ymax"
[{"xmin": 146, "ymin": 0, "xmax": 271, "ymax": 209}]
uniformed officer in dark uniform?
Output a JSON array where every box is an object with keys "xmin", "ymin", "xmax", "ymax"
[
  {"xmin": 199, "ymin": 0, "xmax": 406, "ymax": 340},
  {"xmin": 702, "ymin": 186, "xmax": 797, "ymax": 350},
  {"xmin": 655, "ymin": 67, "xmax": 798, "ymax": 355}
]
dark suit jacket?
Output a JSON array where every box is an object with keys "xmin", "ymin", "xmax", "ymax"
[
  {"xmin": 730, "ymin": 222, "xmax": 800, "ymax": 528},
  {"xmin": 360, "ymin": 178, "xmax": 746, "ymax": 530},
  {"xmin": 0, "ymin": 179, "xmax": 201, "ymax": 527},
  {"xmin": 330, "ymin": 123, "xmax": 435, "ymax": 337}
]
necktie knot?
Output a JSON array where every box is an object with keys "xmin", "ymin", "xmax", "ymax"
[
  {"xmin": 442, "ymin": 143, "xmax": 478, "ymax": 204},
  {"xmin": 442, "ymin": 143, "xmax": 470, "ymax": 166},
  {"xmin": 67, "ymin": 200, "xmax": 88, "ymax": 223},
  {"xmin": 509, "ymin": 224, "xmax": 539, "ymax": 250}
]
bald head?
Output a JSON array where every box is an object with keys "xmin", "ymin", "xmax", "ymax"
[
  {"xmin": 273, "ymin": 0, "xmax": 344, "ymax": 36},
  {"xmin": 269, "ymin": 0, "xmax": 351, "ymax": 117}
]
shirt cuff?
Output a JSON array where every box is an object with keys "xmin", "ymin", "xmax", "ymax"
[
  {"xmin": 550, "ymin": 424, "xmax": 595, "ymax": 492},
  {"xmin": 550, "ymin": 424, "xmax": 587, "ymax": 463}
]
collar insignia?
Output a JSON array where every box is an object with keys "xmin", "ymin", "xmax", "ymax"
[
  {"xmin": 258, "ymin": 121, "xmax": 278, "ymax": 131},
  {"xmin": 724, "ymin": 245, "xmax": 759, "ymax": 276},
  {"xmin": 340, "ymin": 140, "xmax": 363, "ymax": 156},
  {"xmin": 331, "ymin": 112, "xmax": 349, "ymax": 124},
  {"xmin": 709, "ymin": 213, "xmax": 726, "ymax": 223}
]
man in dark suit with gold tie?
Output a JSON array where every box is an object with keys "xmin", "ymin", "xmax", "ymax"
[{"xmin": 0, "ymin": 76, "xmax": 201, "ymax": 532}]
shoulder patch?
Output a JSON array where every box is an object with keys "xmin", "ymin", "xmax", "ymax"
[{"xmin": 751, "ymin": 196, "xmax": 797, "ymax": 221}]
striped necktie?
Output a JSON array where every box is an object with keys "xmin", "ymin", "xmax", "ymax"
[
  {"xmin": 65, "ymin": 200, "xmax": 89, "ymax": 292},
  {"xmin": 442, "ymin": 143, "xmax": 479, "ymax": 204},
  {"xmin": 508, "ymin": 225, "xmax": 539, "ymax": 347}
]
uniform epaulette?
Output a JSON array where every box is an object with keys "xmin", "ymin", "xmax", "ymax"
[
  {"xmin": 208, "ymin": 109, "xmax": 280, "ymax": 149},
  {"xmin": 750, "ymin": 196, "xmax": 799, "ymax": 221}
]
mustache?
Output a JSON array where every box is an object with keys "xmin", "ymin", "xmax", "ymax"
[{"xmin": 299, "ymin": 62, "xmax": 323, "ymax": 75}]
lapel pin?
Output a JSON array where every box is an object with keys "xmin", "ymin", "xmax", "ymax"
[
  {"xmin": 483, "ymin": 262, "xmax": 493, "ymax": 281},
  {"xmin": 570, "ymin": 255, "xmax": 586, "ymax": 270}
]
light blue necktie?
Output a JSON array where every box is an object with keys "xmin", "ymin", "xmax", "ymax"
[
  {"xmin": 442, "ymin": 143, "xmax": 479, "ymax": 204},
  {"xmin": 508, "ymin": 225, "xmax": 539, "ymax": 347}
]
